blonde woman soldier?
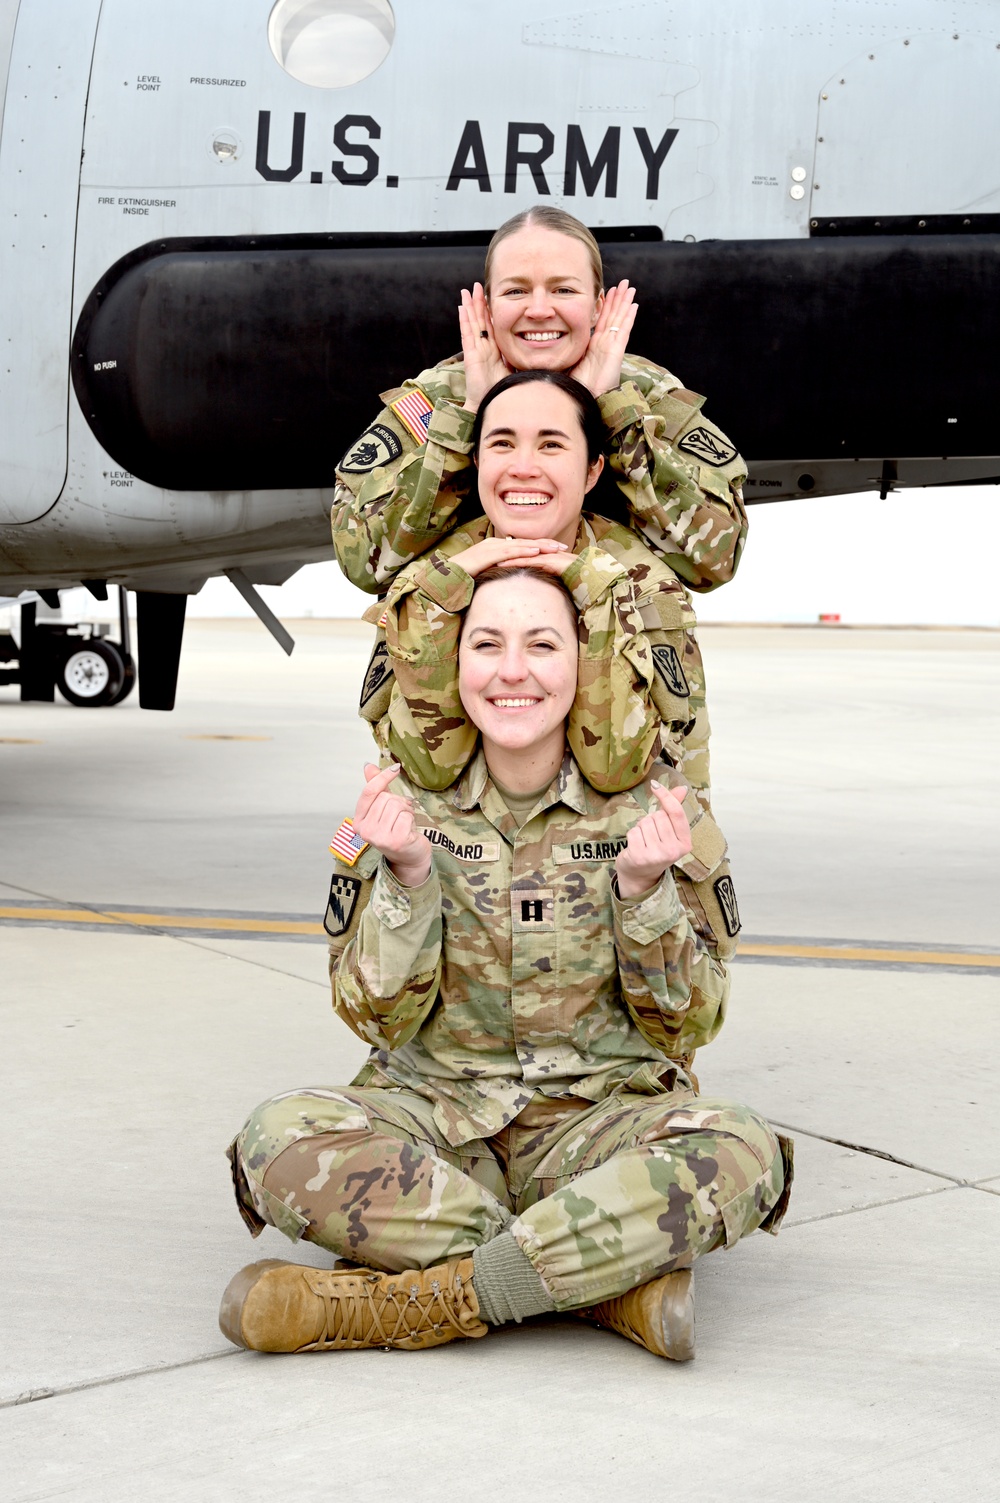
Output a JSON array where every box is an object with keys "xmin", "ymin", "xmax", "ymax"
[{"xmin": 333, "ymin": 206, "xmax": 747, "ymax": 807}]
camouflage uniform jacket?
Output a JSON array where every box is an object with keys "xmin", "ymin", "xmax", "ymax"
[
  {"xmin": 332, "ymin": 353, "xmax": 748, "ymax": 596},
  {"xmin": 332, "ymin": 752, "xmax": 730, "ymax": 1148},
  {"xmin": 377, "ymin": 513, "xmax": 712, "ymax": 801}
]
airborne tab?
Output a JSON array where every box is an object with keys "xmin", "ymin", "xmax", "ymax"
[{"xmin": 339, "ymin": 423, "xmax": 403, "ymax": 474}]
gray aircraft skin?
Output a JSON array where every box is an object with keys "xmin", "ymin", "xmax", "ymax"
[{"xmin": 2, "ymin": 0, "xmax": 999, "ymax": 705}]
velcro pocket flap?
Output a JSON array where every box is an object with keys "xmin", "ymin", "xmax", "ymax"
[{"xmin": 675, "ymin": 804, "xmax": 727, "ymax": 882}]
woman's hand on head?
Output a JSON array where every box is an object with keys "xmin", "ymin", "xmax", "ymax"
[
  {"xmin": 353, "ymin": 764, "xmax": 432, "ymax": 887},
  {"xmin": 569, "ymin": 280, "xmax": 638, "ymax": 398},
  {"xmin": 504, "ymin": 549, "xmax": 578, "ymax": 579},
  {"xmin": 459, "ymin": 284, "xmax": 511, "ymax": 412},
  {"xmin": 451, "ymin": 535, "xmax": 570, "ymax": 578},
  {"xmin": 615, "ymin": 781, "xmax": 692, "ymax": 899}
]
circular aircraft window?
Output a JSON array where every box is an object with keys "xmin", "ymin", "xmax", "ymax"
[{"xmin": 268, "ymin": 0, "xmax": 395, "ymax": 89}]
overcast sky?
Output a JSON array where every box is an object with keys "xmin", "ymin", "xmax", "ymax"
[
  {"xmin": 12, "ymin": 485, "xmax": 995, "ymax": 633},
  {"xmin": 185, "ymin": 485, "xmax": 1000, "ymax": 629}
]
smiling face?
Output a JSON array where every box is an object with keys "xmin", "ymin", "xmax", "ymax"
[
  {"xmin": 487, "ymin": 225, "xmax": 604, "ymax": 373},
  {"xmin": 459, "ymin": 574, "xmax": 578, "ymax": 785},
  {"xmin": 476, "ymin": 381, "xmax": 604, "ymax": 547}
]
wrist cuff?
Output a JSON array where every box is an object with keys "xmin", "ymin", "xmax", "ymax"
[
  {"xmin": 614, "ymin": 870, "xmax": 684, "ymax": 943},
  {"xmin": 426, "ymin": 401, "xmax": 476, "ymax": 454},
  {"xmin": 597, "ymin": 381, "xmax": 648, "ymax": 436},
  {"xmin": 407, "ymin": 552, "xmax": 475, "ymax": 613}
]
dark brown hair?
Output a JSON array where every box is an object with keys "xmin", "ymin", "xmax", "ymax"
[
  {"xmin": 471, "ymin": 371, "xmax": 605, "ymax": 465},
  {"xmin": 460, "ymin": 565, "xmax": 578, "ymax": 638}
]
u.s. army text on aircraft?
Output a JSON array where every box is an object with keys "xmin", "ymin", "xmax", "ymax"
[{"xmin": 2, "ymin": 0, "xmax": 999, "ymax": 707}]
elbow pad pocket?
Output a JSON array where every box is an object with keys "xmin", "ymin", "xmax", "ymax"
[{"xmin": 385, "ymin": 684, "xmax": 477, "ymax": 791}]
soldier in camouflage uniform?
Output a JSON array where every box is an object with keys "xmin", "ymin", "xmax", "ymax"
[
  {"xmin": 378, "ymin": 371, "xmax": 713, "ymax": 803},
  {"xmin": 333, "ymin": 207, "xmax": 747, "ymax": 598},
  {"xmin": 221, "ymin": 571, "xmax": 789, "ymax": 1361},
  {"xmin": 333, "ymin": 205, "xmax": 745, "ymax": 801}
]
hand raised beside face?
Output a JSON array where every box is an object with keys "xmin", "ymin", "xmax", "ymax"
[
  {"xmin": 353, "ymin": 763, "xmax": 433, "ymax": 888},
  {"xmin": 459, "ymin": 283, "xmax": 511, "ymax": 412},
  {"xmin": 615, "ymin": 780, "xmax": 692, "ymax": 900},
  {"xmin": 569, "ymin": 280, "xmax": 638, "ymax": 398}
]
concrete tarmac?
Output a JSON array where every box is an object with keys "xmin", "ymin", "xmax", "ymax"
[{"xmin": 2, "ymin": 620, "xmax": 998, "ymax": 1501}]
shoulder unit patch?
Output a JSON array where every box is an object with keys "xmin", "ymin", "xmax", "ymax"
[
  {"xmin": 713, "ymin": 874, "xmax": 742, "ymax": 937},
  {"xmin": 652, "ymin": 643, "xmax": 690, "ymax": 698},
  {"xmin": 324, "ymin": 873, "xmax": 363, "ymax": 937},
  {"xmin": 339, "ymin": 423, "xmax": 403, "ymax": 475},
  {"xmin": 676, "ymin": 425, "xmax": 738, "ymax": 468},
  {"xmin": 360, "ymin": 639, "xmax": 393, "ymax": 707}
]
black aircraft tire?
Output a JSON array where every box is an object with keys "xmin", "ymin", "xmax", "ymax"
[
  {"xmin": 107, "ymin": 651, "xmax": 136, "ymax": 706},
  {"xmin": 57, "ymin": 640, "xmax": 126, "ymax": 708}
]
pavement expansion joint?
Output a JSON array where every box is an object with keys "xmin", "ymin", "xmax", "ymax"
[
  {"xmin": 153, "ymin": 934, "xmax": 329, "ymax": 989},
  {"xmin": 0, "ymin": 1348, "xmax": 243, "ymax": 1412},
  {"xmin": 769, "ymin": 1121, "xmax": 971, "ymax": 1186},
  {"xmin": 780, "ymin": 1182, "xmax": 957, "ymax": 1230}
]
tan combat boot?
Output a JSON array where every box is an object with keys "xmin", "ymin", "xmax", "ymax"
[
  {"xmin": 584, "ymin": 1267, "xmax": 695, "ymax": 1362},
  {"xmin": 219, "ymin": 1257, "xmax": 487, "ymax": 1353}
]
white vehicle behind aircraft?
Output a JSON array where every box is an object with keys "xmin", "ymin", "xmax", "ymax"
[{"xmin": 1, "ymin": 0, "xmax": 999, "ymax": 707}]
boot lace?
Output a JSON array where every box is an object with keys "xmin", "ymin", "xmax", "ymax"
[{"xmin": 304, "ymin": 1270, "xmax": 470, "ymax": 1351}]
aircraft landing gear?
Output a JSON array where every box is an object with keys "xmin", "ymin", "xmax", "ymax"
[
  {"xmin": 57, "ymin": 638, "xmax": 128, "ymax": 707},
  {"xmin": 136, "ymin": 591, "xmax": 186, "ymax": 711},
  {"xmin": 0, "ymin": 585, "xmax": 138, "ymax": 708}
]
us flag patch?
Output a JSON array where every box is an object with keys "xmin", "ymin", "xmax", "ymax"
[
  {"xmin": 389, "ymin": 388, "xmax": 434, "ymax": 444},
  {"xmin": 329, "ymin": 818, "xmax": 369, "ymax": 867}
]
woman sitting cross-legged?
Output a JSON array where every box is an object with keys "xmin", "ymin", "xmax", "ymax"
[{"xmin": 221, "ymin": 569, "xmax": 791, "ymax": 1361}]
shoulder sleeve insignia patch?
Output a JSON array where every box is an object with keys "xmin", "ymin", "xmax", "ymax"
[
  {"xmin": 339, "ymin": 423, "xmax": 403, "ymax": 475},
  {"xmin": 651, "ymin": 643, "xmax": 690, "ymax": 698},
  {"xmin": 676, "ymin": 425, "xmax": 738, "ymax": 468},
  {"xmin": 389, "ymin": 388, "xmax": 435, "ymax": 445},
  {"xmin": 360, "ymin": 640, "xmax": 393, "ymax": 708},
  {"xmin": 713, "ymin": 874, "xmax": 741, "ymax": 937},
  {"xmin": 324, "ymin": 872, "xmax": 363, "ymax": 937},
  {"xmin": 329, "ymin": 817, "xmax": 370, "ymax": 867}
]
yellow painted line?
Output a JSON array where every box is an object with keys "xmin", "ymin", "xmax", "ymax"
[
  {"xmin": 105, "ymin": 912, "xmax": 324, "ymax": 936},
  {"xmin": 1, "ymin": 908, "xmax": 996, "ymax": 965},
  {"xmin": 0, "ymin": 906, "xmax": 324, "ymax": 936},
  {"xmin": 1, "ymin": 906, "xmax": 120, "ymax": 926},
  {"xmin": 741, "ymin": 943, "xmax": 1000, "ymax": 970},
  {"xmin": 110, "ymin": 907, "xmax": 323, "ymax": 931}
]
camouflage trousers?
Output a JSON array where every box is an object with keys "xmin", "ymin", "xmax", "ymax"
[{"xmin": 229, "ymin": 1084, "xmax": 789, "ymax": 1310}]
